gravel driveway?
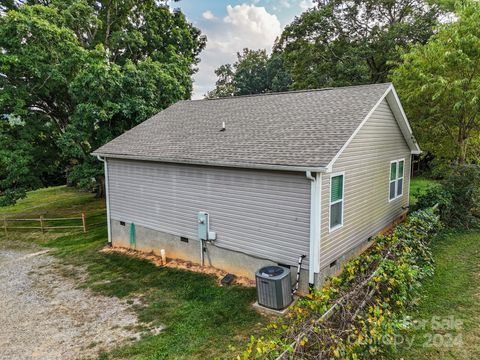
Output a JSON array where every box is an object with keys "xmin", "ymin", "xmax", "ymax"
[{"xmin": 0, "ymin": 245, "xmax": 141, "ymax": 359}]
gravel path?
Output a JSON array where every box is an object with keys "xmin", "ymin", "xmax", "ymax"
[{"xmin": 0, "ymin": 246, "xmax": 141, "ymax": 360}]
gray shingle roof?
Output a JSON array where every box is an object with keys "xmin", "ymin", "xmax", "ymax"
[{"xmin": 93, "ymin": 83, "xmax": 393, "ymax": 170}]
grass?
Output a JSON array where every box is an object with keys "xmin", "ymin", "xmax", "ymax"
[
  {"xmin": 389, "ymin": 230, "xmax": 480, "ymax": 359},
  {"xmin": 0, "ymin": 186, "xmax": 266, "ymax": 359},
  {"xmin": 0, "ymin": 186, "xmax": 99, "ymax": 216},
  {"xmin": 409, "ymin": 176, "xmax": 438, "ymax": 204}
]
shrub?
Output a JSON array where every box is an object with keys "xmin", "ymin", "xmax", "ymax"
[
  {"xmin": 234, "ymin": 209, "xmax": 441, "ymax": 359},
  {"xmin": 413, "ymin": 184, "xmax": 451, "ymax": 212},
  {"xmin": 415, "ymin": 165, "xmax": 480, "ymax": 228}
]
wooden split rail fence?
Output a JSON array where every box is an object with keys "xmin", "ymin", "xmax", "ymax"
[{"xmin": 2, "ymin": 212, "xmax": 87, "ymax": 236}]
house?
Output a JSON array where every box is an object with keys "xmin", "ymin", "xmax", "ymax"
[{"xmin": 92, "ymin": 83, "xmax": 420, "ymax": 292}]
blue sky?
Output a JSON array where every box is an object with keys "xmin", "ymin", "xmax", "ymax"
[{"xmin": 171, "ymin": 0, "xmax": 314, "ymax": 99}]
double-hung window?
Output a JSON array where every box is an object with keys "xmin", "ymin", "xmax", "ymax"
[
  {"xmin": 389, "ymin": 159, "xmax": 404, "ymax": 201},
  {"xmin": 329, "ymin": 173, "xmax": 344, "ymax": 231}
]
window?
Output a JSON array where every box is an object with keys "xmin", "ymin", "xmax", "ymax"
[
  {"xmin": 329, "ymin": 173, "xmax": 344, "ymax": 231},
  {"xmin": 389, "ymin": 159, "xmax": 404, "ymax": 201}
]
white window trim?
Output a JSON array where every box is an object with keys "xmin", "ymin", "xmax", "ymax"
[
  {"xmin": 388, "ymin": 158, "xmax": 405, "ymax": 202},
  {"xmin": 329, "ymin": 171, "xmax": 345, "ymax": 232}
]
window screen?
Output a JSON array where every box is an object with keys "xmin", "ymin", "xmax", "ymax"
[
  {"xmin": 330, "ymin": 174, "xmax": 344, "ymax": 230},
  {"xmin": 389, "ymin": 159, "xmax": 404, "ymax": 200}
]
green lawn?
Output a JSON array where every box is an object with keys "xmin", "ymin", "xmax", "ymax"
[
  {"xmin": 389, "ymin": 230, "xmax": 480, "ymax": 359},
  {"xmin": 0, "ymin": 186, "xmax": 266, "ymax": 359},
  {"xmin": 409, "ymin": 176, "xmax": 438, "ymax": 204}
]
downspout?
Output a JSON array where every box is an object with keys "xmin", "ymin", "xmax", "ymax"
[
  {"xmin": 97, "ymin": 155, "xmax": 112, "ymax": 247},
  {"xmin": 316, "ymin": 174, "xmax": 322, "ymax": 276},
  {"xmin": 306, "ymin": 171, "xmax": 321, "ymax": 291},
  {"xmin": 305, "ymin": 171, "xmax": 315, "ymax": 182}
]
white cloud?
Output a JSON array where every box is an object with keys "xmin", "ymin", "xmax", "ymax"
[
  {"xmin": 202, "ymin": 10, "xmax": 217, "ymax": 21},
  {"xmin": 192, "ymin": 4, "xmax": 282, "ymax": 99},
  {"xmin": 299, "ymin": 0, "xmax": 314, "ymax": 11},
  {"xmin": 221, "ymin": 4, "xmax": 281, "ymax": 48}
]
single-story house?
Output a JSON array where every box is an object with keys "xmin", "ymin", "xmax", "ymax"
[{"xmin": 92, "ymin": 83, "xmax": 420, "ymax": 292}]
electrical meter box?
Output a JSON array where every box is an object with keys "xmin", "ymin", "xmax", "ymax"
[{"xmin": 197, "ymin": 212, "xmax": 209, "ymax": 241}]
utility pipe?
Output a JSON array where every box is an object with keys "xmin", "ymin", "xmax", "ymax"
[
  {"xmin": 96, "ymin": 155, "xmax": 112, "ymax": 246},
  {"xmin": 306, "ymin": 171, "xmax": 321, "ymax": 292},
  {"xmin": 292, "ymin": 255, "xmax": 306, "ymax": 295}
]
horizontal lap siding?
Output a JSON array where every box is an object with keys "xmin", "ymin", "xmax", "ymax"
[
  {"xmin": 108, "ymin": 160, "xmax": 311, "ymax": 267},
  {"xmin": 320, "ymin": 99, "xmax": 411, "ymax": 269}
]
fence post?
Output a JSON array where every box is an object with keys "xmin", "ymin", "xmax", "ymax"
[
  {"xmin": 39, "ymin": 215, "xmax": 45, "ymax": 240},
  {"xmin": 81, "ymin": 211, "xmax": 87, "ymax": 233},
  {"xmin": 3, "ymin": 216, "xmax": 6, "ymax": 237}
]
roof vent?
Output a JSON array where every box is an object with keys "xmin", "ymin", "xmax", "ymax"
[{"xmin": 220, "ymin": 121, "xmax": 226, "ymax": 131}]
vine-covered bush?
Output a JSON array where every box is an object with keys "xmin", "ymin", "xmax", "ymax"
[
  {"xmin": 234, "ymin": 209, "xmax": 441, "ymax": 359},
  {"xmin": 415, "ymin": 165, "xmax": 480, "ymax": 228}
]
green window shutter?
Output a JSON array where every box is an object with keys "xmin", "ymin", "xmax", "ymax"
[
  {"xmin": 398, "ymin": 160, "xmax": 404, "ymax": 177},
  {"xmin": 331, "ymin": 175, "xmax": 343, "ymax": 202},
  {"xmin": 390, "ymin": 162, "xmax": 397, "ymax": 181}
]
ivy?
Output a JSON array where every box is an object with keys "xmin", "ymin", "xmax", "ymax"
[{"xmin": 234, "ymin": 208, "xmax": 441, "ymax": 359}]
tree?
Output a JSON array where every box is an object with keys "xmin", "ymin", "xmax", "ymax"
[
  {"xmin": 276, "ymin": 0, "xmax": 443, "ymax": 89},
  {"xmin": 0, "ymin": 4, "xmax": 83, "ymax": 204},
  {"xmin": 0, "ymin": 115, "xmax": 60, "ymax": 205},
  {"xmin": 207, "ymin": 49, "xmax": 292, "ymax": 98},
  {"xmin": 391, "ymin": 1, "xmax": 480, "ymax": 167},
  {"xmin": 207, "ymin": 64, "xmax": 236, "ymax": 98},
  {"xmin": 0, "ymin": 1, "xmax": 205, "ymax": 203},
  {"xmin": 234, "ymin": 49, "xmax": 270, "ymax": 96}
]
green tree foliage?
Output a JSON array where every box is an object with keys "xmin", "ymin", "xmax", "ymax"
[
  {"xmin": 207, "ymin": 49, "xmax": 292, "ymax": 98},
  {"xmin": 0, "ymin": 116, "xmax": 59, "ymax": 205},
  {"xmin": 392, "ymin": 1, "xmax": 480, "ymax": 167},
  {"xmin": 276, "ymin": 0, "xmax": 442, "ymax": 89},
  {"xmin": 0, "ymin": 0, "xmax": 205, "ymax": 204}
]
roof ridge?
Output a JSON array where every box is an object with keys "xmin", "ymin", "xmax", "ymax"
[{"xmin": 193, "ymin": 82, "xmax": 392, "ymax": 102}]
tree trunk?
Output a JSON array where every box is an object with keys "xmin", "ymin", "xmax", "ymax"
[
  {"xmin": 457, "ymin": 128, "xmax": 467, "ymax": 165},
  {"xmin": 96, "ymin": 175, "xmax": 105, "ymax": 199}
]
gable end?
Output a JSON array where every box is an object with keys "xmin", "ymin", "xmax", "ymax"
[{"xmin": 326, "ymin": 85, "xmax": 420, "ymax": 171}]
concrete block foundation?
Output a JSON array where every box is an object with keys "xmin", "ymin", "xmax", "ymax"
[
  {"xmin": 111, "ymin": 219, "xmax": 312, "ymax": 293},
  {"xmin": 110, "ymin": 218, "xmax": 398, "ymax": 294}
]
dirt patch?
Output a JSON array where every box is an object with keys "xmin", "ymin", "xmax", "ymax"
[
  {"xmin": 100, "ymin": 246, "xmax": 256, "ymax": 287},
  {"xmin": 0, "ymin": 247, "xmax": 142, "ymax": 359}
]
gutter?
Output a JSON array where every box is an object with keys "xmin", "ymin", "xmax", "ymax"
[
  {"xmin": 96, "ymin": 155, "xmax": 112, "ymax": 246},
  {"xmin": 306, "ymin": 171, "xmax": 322, "ymax": 291},
  {"xmin": 92, "ymin": 152, "xmax": 329, "ymax": 173}
]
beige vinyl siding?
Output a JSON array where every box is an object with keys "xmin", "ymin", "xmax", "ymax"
[
  {"xmin": 107, "ymin": 159, "xmax": 311, "ymax": 267},
  {"xmin": 319, "ymin": 99, "xmax": 411, "ymax": 270}
]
